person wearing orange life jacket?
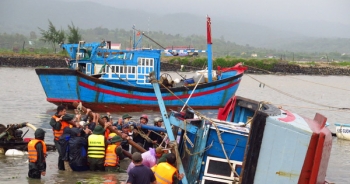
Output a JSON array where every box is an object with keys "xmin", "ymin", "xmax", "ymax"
[
  {"xmin": 28, "ymin": 128, "xmax": 47, "ymax": 179},
  {"xmin": 102, "ymin": 115, "xmax": 113, "ymax": 140},
  {"xmin": 152, "ymin": 153, "xmax": 184, "ymax": 184},
  {"xmin": 49, "ymin": 105, "xmax": 76, "ymax": 170},
  {"xmin": 105, "ymin": 135, "xmax": 124, "ymax": 172}
]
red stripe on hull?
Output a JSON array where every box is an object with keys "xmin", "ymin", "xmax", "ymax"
[
  {"xmin": 49, "ymin": 101, "xmax": 221, "ymax": 112},
  {"xmin": 78, "ymin": 80, "xmax": 240, "ymax": 101},
  {"xmin": 47, "ymin": 98, "xmax": 81, "ymax": 103}
]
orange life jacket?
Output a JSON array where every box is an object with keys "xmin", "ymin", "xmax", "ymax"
[
  {"xmin": 152, "ymin": 162, "xmax": 177, "ymax": 184},
  {"xmin": 52, "ymin": 115, "xmax": 70, "ymax": 140},
  {"xmin": 104, "ymin": 144, "xmax": 119, "ymax": 166},
  {"xmin": 28, "ymin": 139, "xmax": 47, "ymax": 163},
  {"xmin": 105, "ymin": 128, "xmax": 110, "ymax": 140}
]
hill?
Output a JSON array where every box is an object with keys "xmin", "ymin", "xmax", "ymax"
[{"xmin": 0, "ymin": 0, "xmax": 350, "ymax": 53}]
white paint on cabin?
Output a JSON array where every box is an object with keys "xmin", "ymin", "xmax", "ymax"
[{"xmin": 253, "ymin": 116, "xmax": 312, "ymax": 184}]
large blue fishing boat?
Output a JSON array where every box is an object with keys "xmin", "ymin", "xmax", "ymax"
[
  {"xmin": 150, "ymin": 73, "xmax": 333, "ymax": 183},
  {"xmin": 35, "ymin": 16, "xmax": 247, "ymax": 112}
]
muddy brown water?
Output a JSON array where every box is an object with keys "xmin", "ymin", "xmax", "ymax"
[{"xmin": 0, "ymin": 67, "xmax": 349, "ymax": 184}]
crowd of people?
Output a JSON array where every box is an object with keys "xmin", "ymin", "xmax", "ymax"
[{"xmin": 27, "ymin": 105, "xmax": 184, "ymax": 184}]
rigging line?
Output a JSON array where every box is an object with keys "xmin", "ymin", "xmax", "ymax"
[
  {"xmin": 243, "ymin": 64, "xmax": 273, "ymax": 74},
  {"xmin": 287, "ymin": 76, "xmax": 350, "ymax": 92},
  {"xmin": 272, "ymin": 104, "xmax": 350, "ymax": 112},
  {"xmin": 245, "ymin": 64, "xmax": 350, "ymax": 92},
  {"xmin": 246, "ymin": 74, "xmax": 350, "ymax": 110},
  {"xmin": 155, "ymin": 78, "xmax": 239, "ymax": 178}
]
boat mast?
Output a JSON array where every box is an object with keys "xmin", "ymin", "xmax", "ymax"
[
  {"xmin": 207, "ymin": 15, "xmax": 213, "ymax": 82},
  {"xmin": 133, "ymin": 25, "xmax": 136, "ymax": 50},
  {"xmin": 151, "ymin": 79, "xmax": 189, "ymax": 184}
]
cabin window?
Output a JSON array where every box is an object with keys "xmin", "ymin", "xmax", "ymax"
[
  {"xmin": 127, "ymin": 66, "xmax": 136, "ymax": 74},
  {"xmin": 115, "ymin": 66, "xmax": 119, "ymax": 73},
  {"xmin": 111, "ymin": 66, "xmax": 115, "ymax": 73},
  {"xmin": 136, "ymin": 57, "xmax": 155, "ymax": 85},
  {"xmin": 138, "ymin": 58, "xmax": 142, "ymax": 65},
  {"xmin": 203, "ymin": 156, "xmax": 242, "ymax": 181}
]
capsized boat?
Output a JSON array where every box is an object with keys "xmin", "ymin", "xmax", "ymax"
[
  {"xmin": 0, "ymin": 123, "xmax": 56, "ymax": 153},
  {"xmin": 35, "ymin": 16, "xmax": 247, "ymax": 112},
  {"xmin": 151, "ymin": 74, "xmax": 332, "ymax": 183},
  {"xmin": 335, "ymin": 123, "xmax": 350, "ymax": 140}
]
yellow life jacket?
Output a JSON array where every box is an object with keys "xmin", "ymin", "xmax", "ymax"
[
  {"xmin": 88, "ymin": 134, "xmax": 105, "ymax": 158},
  {"xmin": 104, "ymin": 144, "xmax": 119, "ymax": 166},
  {"xmin": 153, "ymin": 162, "xmax": 177, "ymax": 184},
  {"xmin": 52, "ymin": 115, "xmax": 71, "ymax": 140},
  {"xmin": 28, "ymin": 139, "xmax": 47, "ymax": 163}
]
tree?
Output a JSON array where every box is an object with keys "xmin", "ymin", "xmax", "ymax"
[
  {"xmin": 29, "ymin": 31, "xmax": 37, "ymax": 40},
  {"xmin": 67, "ymin": 22, "xmax": 82, "ymax": 44},
  {"xmin": 38, "ymin": 20, "xmax": 65, "ymax": 53}
]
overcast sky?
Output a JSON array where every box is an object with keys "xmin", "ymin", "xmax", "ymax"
[{"xmin": 66, "ymin": 0, "xmax": 350, "ymax": 25}]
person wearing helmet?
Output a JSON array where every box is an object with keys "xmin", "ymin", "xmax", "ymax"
[
  {"xmin": 149, "ymin": 117, "xmax": 165, "ymax": 148},
  {"xmin": 131, "ymin": 114, "xmax": 150, "ymax": 153}
]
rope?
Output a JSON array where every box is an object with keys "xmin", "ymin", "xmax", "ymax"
[
  {"xmin": 182, "ymin": 119, "xmax": 213, "ymax": 155},
  {"xmin": 246, "ymin": 74, "xmax": 350, "ymax": 111},
  {"xmin": 229, "ymin": 139, "xmax": 240, "ymax": 159},
  {"xmin": 152, "ymin": 78, "xmax": 242, "ymax": 180},
  {"xmin": 180, "ymin": 74, "xmax": 204, "ymax": 112},
  {"xmin": 272, "ymin": 104, "xmax": 350, "ymax": 112},
  {"xmin": 288, "ymin": 76, "xmax": 350, "ymax": 92},
  {"xmin": 245, "ymin": 64, "xmax": 350, "ymax": 92},
  {"xmin": 135, "ymin": 127, "xmax": 153, "ymax": 143},
  {"xmin": 205, "ymin": 114, "xmax": 240, "ymax": 178}
]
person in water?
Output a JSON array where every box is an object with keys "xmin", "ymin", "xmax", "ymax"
[{"xmin": 28, "ymin": 128, "xmax": 46, "ymax": 179}]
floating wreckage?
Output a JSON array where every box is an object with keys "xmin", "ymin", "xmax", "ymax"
[{"xmin": 0, "ymin": 123, "xmax": 55, "ymax": 155}]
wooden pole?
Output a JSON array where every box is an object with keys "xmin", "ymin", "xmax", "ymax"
[{"xmin": 72, "ymin": 102, "xmax": 146, "ymax": 155}]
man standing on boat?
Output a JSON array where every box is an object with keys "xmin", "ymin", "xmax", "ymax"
[
  {"xmin": 28, "ymin": 128, "xmax": 46, "ymax": 179},
  {"xmin": 49, "ymin": 105, "xmax": 76, "ymax": 171}
]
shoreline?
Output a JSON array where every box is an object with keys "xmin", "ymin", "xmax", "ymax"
[{"xmin": 1, "ymin": 56, "xmax": 350, "ymax": 76}]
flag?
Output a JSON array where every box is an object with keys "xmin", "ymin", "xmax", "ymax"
[
  {"xmin": 207, "ymin": 16, "xmax": 212, "ymax": 44},
  {"xmin": 137, "ymin": 31, "xmax": 141, "ymax": 36}
]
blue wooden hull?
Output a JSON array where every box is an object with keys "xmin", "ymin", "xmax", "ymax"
[{"xmin": 35, "ymin": 68, "xmax": 244, "ymax": 112}]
